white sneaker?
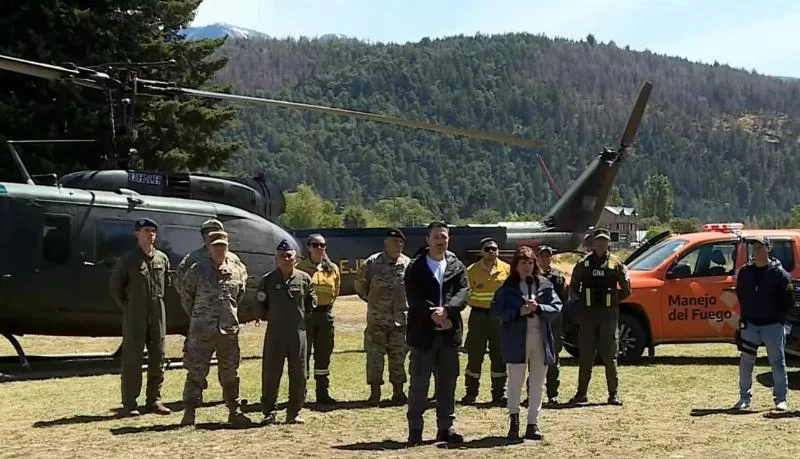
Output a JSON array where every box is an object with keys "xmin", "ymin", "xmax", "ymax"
[
  {"xmin": 775, "ymin": 401, "xmax": 788, "ymax": 411},
  {"xmin": 732, "ymin": 399, "xmax": 750, "ymax": 410}
]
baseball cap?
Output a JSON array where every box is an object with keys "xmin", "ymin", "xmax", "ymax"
[
  {"xmin": 592, "ymin": 228, "xmax": 611, "ymax": 240},
  {"xmin": 745, "ymin": 235, "xmax": 770, "ymax": 247},
  {"xmin": 207, "ymin": 231, "xmax": 229, "ymax": 245},
  {"xmin": 387, "ymin": 228, "xmax": 406, "ymax": 241},
  {"xmin": 201, "ymin": 219, "xmax": 224, "ymax": 232},
  {"xmin": 537, "ymin": 245, "xmax": 555, "ymax": 254}
]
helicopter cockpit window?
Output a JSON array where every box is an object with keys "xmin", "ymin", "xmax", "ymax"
[
  {"xmin": 96, "ymin": 220, "xmax": 136, "ymax": 266},
  {"xmin": 42, "ymin": 215, "xmax": 71, "ymax": 264}
]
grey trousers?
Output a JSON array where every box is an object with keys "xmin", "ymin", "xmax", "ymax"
[{"xmin": 407, "ymin": 334, "xmax": 460, "ymax": 432}]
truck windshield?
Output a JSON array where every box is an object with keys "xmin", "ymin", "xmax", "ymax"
[{"xmin": 628, "ymin": 238, "xmax": 688, "ymax": 271}]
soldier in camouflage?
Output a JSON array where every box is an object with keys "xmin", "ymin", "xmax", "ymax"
[
  {"xmin": 109, "ymin": 217, "xmax": 171, "ymax": 417},
  {"xmin": 177, "ymin": 230, "xmax": 252, "ymax": 426},
  {"xmin": 355, "ymin": 228, "xmax": 411, "ymax": 405},
  {"xmin": 175, "ymin": 219, "xmax": 244, "ymax": 293}
]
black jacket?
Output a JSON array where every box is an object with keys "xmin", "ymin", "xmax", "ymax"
[
  {"xmin": 736, "ymin": 258, "xmax": 794, "ymax": 325},
  {"xmin": 404, "ymin": 249, "xmax": 469, "ymax": 348}
]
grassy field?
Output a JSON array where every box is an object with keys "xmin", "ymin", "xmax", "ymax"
[{"xmin": 2, "ymin": 262, "xmax": 799, "ymax": 458}]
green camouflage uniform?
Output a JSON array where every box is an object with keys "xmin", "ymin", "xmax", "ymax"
[
  {"xmin": 355, "ymin": 251, "xmax": 412, "ymax": 387},
  {"xmin": 256, "ymin": 268, "xmax": 316, "ymax": 420},
  {"xmin": 175, "ymin": 246, "xmax": 243, "ymax": 293},
  {"xmin": 109, "ymin": 247, "xmax": 170, "ymax": 411},
  {"xmin": 179, "ymin": 251, "xmax": 248, "ymax": 414},
  {"xmin": 542, "ymin": 266, "xmax": 568, "ymax": 400}
]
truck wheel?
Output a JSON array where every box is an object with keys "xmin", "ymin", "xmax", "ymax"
[{"xmin": 618, "ymin": 313, "xmax": 646, "ymax": 364}]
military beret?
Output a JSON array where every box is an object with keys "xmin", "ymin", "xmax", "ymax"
[
  {"xmin": 134, "ymin": 217, "xmax": 158, "ymax": 230},
  {"xmin": 537, "ymin": 244, "xmax": 555, "ymax": 254},
  {"xmin": 480, "ymin": 236, "xmax": 498, "ymax": 247},
  {"xmin": 387, "ymin": 228, "xmax": 406, "ymax": 241},
  {"xmin": 207, "ymin": 231, "xmax": 229, "ymax": 245},
  {"xmin": 201, "ymin": 219, "xmax": 224, "ymax": 232},
  {"xmin": 592, "ymin": 228, "xmax": 611, "ymax": 240},
  {"xmin": 276, "ymin": 239, "xmax": 294, "ymax": 252}
]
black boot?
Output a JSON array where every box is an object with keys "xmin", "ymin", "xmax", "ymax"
[
  {"xmin": 525, "ymin": 423, "xmax": 543, "ymax": 440},
  {"xmin": 315, "ymin": 376, "xmax": 337, "ymax": 404},
  {"xmin": 507, "ymin": 413, "xmax": 520, "ymax": 439},
  {"xmin": 461, "ymin": 375, "xmax": 479, "ymax": 404},
  {"xmin": 368, "ymin": 383, "xmax": 381, "ymax": 405},
  {"xmin": 391, "ymin": 382, "xmax": 407, "ymax": 404}
]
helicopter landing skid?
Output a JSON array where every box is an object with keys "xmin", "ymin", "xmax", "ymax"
[{"xmin": 2, "ymin": 333, "xmax": 30, "ymax": 369}]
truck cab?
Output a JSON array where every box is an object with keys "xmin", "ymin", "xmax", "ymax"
[{"xmin": 563, "ymin": 223, "xmax": 800, "ymax": 364}]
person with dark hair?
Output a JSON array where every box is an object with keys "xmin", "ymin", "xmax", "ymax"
[
  {"xmin": 296, "ymin": 233, "xmax": 341, "ymax": 405},
  {"xmin": 568, "ymin": 228, "xmax": 631, "ymax": 406},
  {"xmin": 404, "ymin": 221, "xmax": 469, "ymax": 446},
  {"xmin": 462, "ymin": 236, "xmax": 510, "ymax": 405},
  {"xmin": 491, "ymin": 245, "xmax": 562, "ymax": 440},
  {"xmin": 733, "ymin": 236, "xmax": 792, "ymax": 411}
]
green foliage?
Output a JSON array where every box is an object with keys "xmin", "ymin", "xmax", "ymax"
[
  {"xmin": 372, "ymin": 196, "xmax": 433, "ymax": 227},
  {"xmin": 214, "ymin": 34, "xmax": 800, "ymax": 223},
  {"xmin": 280, "ymin": 184, "xmax": 343, "ymax": 229},
  {"xmin": 669, "ymin": 217, "xmax": 704, "ymax": 234},
  {"xmin": 608, "ymin": 185, "xmax": 624, "ymax": 206},
  {"xmin": 786, "ymin": 205, "xmax": 800, "ymax": 228},
  {"xmin": 469, "ymin": 208, "xmax": 502, "ymax": 224},
  {"xmin": 637, "ymin": 174, "xmax": 674, "ymax": 223},
  {"xmin": 645, "ymin": 224, "xmax": 672, "ymax": 240},
  {"xmin": 0, "ymin": 0, "xmax": 238, "ymax": 176}
]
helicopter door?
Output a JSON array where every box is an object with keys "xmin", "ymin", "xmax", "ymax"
[
  {"xmin": 0, "ymin": 198, "xmax": 10, "ymax": 311},
  {"xmin": 77, "ymin": 218, "xmax": 138, "ymax": 316}
]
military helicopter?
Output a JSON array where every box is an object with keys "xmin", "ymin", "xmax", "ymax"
[
  {"xmin": 0, "ymin": 52, "xmax": 640, "ymax": 368},
  {"xmin": 294, "ymin": 81, "xmax": 653, "ymax": 295}
]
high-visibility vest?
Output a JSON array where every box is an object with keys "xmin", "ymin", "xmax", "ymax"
[
  {"xmin": 580, "ymin": 253, "xmax": 620, "ymax": 307},
  {"xmin": 296, "ymin": 259, "xmax": 340, "ymax": 306},
  {"xmin": 466, "ymin": 260, "xmax": 510, "ymax": 308}
]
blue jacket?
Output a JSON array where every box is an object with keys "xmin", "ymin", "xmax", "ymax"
[
  {"xmin": 490, "ymin": 275, "xmax": 563, "ymax": 365},
  {"xmin": 736, "ymin": 258, "xmax": 794, "ymax": 325}
]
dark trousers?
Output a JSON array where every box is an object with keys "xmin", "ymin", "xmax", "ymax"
[
  {"xmin": 121, "ymin": 314, "xmax": 165, "ymax": 408},
  {"xmin": 576, "ymin": 308, "xmax": 619, "ymax": 396},
  {"xmin": 407, "ymin": 334, "xmax": 460, "ymax": 432},
  {"xmin": 464, "ymin": 308, "xmax": 506, "ymax": 397},
  {"xmin": 307, "ymin": 307, "xmax": 334, "ymax": 390},
  {"xmin": 262, "ymin": 328, "xmax": 307, "ymax": 416},
  {"xmin": 546, "ymin": 314, "xmax": 563, "ymax": 399}
]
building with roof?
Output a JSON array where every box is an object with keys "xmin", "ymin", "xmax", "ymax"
[{"xmin": 598, "ymin": 206, "xmax": 638, "ymax": 247}]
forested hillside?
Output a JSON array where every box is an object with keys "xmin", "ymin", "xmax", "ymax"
[{"xmin": 211, "ymin": 33, "xmax": 800, "ymax": 222}]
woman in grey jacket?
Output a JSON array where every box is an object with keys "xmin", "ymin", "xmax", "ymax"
[{"xmin": 491, "ymin": 245, "xmax": 563, "ymax": 440}]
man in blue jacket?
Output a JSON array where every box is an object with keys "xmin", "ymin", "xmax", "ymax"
[
  {"xmin": 404, "ymin": 221, "xmax": 470, "ymax": 446},
  {"xmin": 733, "ymin": 236, "xmax": 793, "ymax": 411}
]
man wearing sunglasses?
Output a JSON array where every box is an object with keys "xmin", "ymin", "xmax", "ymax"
[{"xmin": 461, "ymin": 237, "xmax": 510, "ymax": 406}]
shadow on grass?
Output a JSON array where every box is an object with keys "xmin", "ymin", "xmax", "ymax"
[
  {"xmin": 689, "ymin": 408, "xmax": 767, "ymax": 417},
  {"xmin": 32, "ymin": 400, "xmax": 223, "ymax": 428},
  {"xmin": 756, "ymin": 370, "xmax": 800, "ymax": 390},
  {"xmin": 241, "ymin": 399, "xmax": 404, "ymax": 414},
  {"xmin": 333, "ymin": 439, "xmax": 437, "ymax": 451},
  {"xmin": 333, "ymin": 436, "xmax": 526, "ymax": 451},
  {"xmin": 110, "ymin": 421, "xmax": 264, "ymax": 435},
  {"xmin": 763, "ymin": 410, "xmax": 800, "ymax": 419},
  {"xmin": 437, "ymin": 436, "xmax": 526, "ymax": 449}
]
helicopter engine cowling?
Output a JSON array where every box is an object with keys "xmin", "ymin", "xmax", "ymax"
[{"xmin": 58, "ymin": 169, "xmax": 285, "ymax": 221}]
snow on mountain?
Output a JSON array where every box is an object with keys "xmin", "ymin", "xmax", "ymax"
[{"xmin": 179, "ymin": 22, "xmax": 270, "ymax": 40}]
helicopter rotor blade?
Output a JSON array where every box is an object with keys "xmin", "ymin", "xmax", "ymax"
[
  {"xmin": 140, "ymin": 85, "xmax": 545, "ymax": 150},
  {"xmin": 0, "ymin": 54, "xmax": 112, "ymax": 91},
  {"xmin": 618, "ymin": 81, "xmax": 652, "ymax": 151}
]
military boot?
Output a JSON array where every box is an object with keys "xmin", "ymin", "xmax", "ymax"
[
  {"xmin": 525, "ymin": 423, "xmax": 543, "ymax": 440},
  {"xmin": 316, "ymin": 376, "xmax": 337, "ymax": 404},
  {"xmin": 180, "ymin": 407, "xmax": 196, "ymax": 426},
  {"xmin": 228, "ymin": 407, "xmax": 253, "ymax": 426},
  {"xmin": 461, "ymin": 374, "xmax": 479, "ymax": 404},
  {"xmin": 391, "ymin": 382, "xmax": 407, "ymax": 404},
  {"xmin": 507, "ymin": 413, "xmax": 520, "ymax": 440},
  {"xmin": 368, "ymin": 383, "xmax": 381, "ymax": 405}
]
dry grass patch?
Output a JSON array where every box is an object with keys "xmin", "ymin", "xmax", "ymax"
[{"xmin": 1, "ymin": 294, "xmax": 798, "ymax": 458}]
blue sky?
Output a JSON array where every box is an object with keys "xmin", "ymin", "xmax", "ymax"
[{"xmin": 192, "ymin": 0, "xmax": 800, "ymax": 78}]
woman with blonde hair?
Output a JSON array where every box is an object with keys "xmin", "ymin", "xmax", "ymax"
[{"xmin": 491, "ymin": 245, "xmax": 563, "ymax": 440}]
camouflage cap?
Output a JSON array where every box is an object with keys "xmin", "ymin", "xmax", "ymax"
[
  {"xmin": 134, "ymin": 217, "xmax": 158, "ymax": 230},
  {"xmin": 745, "ymin": 235, "xmax": 770, "ymax": 247},
  {"xmin": 207, "ymin": 231, "xmax": 229, "ymax": 246},
  {"xmin": 201, "ymin": 219, "xmax": 224, "ymax": 232}
]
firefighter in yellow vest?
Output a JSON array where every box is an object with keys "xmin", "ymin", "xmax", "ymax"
[
  {"xmin": 461, "ymin": 237, "xmax": 511, "ymax": 405},
  {"xmin": 296, "ymin": 233, "xmax": 341, "ymax": 405},
  {"xmin": 567, "ymin": 228, "xmax": 631, "ymax": 406}
]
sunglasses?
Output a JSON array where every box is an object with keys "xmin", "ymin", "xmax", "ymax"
[
  {"xmin": 310, "ymin": 242, "xmax": 326, "ymax": 249},
  {"xmin": 483, "ymin": 246, "xmax": 499, "ymax": 252}
]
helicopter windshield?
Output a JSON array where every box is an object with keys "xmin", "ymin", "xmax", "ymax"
[{"xmin": 628, "ymin": 238, "xmax": 688, "ymax": 271}]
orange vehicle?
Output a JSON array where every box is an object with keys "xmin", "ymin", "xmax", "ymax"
[{"xmin": 562, "ymin": 223, "xmax": 800, "ymax": 364}]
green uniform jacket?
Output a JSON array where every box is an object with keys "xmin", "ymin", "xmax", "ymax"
[
  {"xmin": 568, "ymin": 251, "xmax": 632, "ymax": 308},
  {"xmin": 355, "ymin": 251, "xmax": 412, "ymax": 327},
  {"xmin": 256, "ymin": 268, "xmax": 317, "ymax": 330},
  {"xmin": 109, "ymin": 248, "xmax": 170, "ymax": 337}
]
